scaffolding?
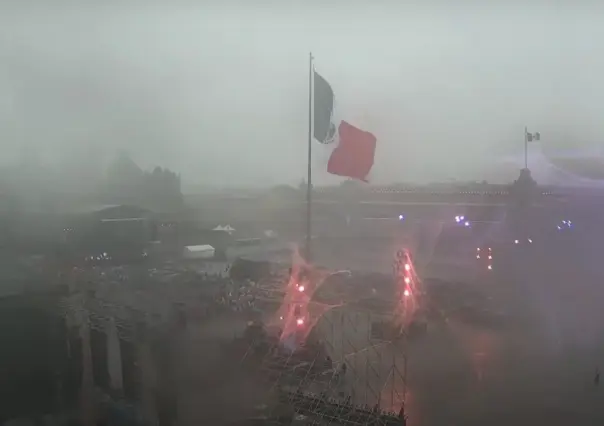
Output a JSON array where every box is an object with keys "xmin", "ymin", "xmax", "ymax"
[{"xmin": 240, "ymin": 249, "xmax": 419, "ymax": 425}]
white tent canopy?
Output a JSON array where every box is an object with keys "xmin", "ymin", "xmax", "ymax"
[
  {"xmin": 213, "ymin": 224, "xmax": 236, "ymax": 234},
  {"xmin": 183, "ymin": 244, "xmax": 215, "ymax": 260}
]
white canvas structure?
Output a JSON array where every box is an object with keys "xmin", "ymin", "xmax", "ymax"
[
  {"xmin": 213, "ymin": 224, "xmax": 236, "ymax": 235},
  {"xmin": 264, "ymin": 229, "xmax": 278, "ymax": 238},
  {"xmin": 183, "ymin": 244, "xmax": 215, "ymax": 260},
  {"xmin": 106, "ymin": 317, "xmax": 124, "ymax": 392}
]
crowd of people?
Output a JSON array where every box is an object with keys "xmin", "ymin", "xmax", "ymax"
[{"xmin": 63, "ymin": 258, "xmax": 292, "ymax": 331}]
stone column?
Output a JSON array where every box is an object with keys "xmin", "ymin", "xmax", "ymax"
[
  {"xmin": 106, "ymin": 317, "xmax": 124, "ymax": 393},
  {"xmin": 137, "ymin": 323, "xmax": 159, "ymax": 425},
  {"xmin": 78, "ymin": 306, "xmax": 95, "ymax": 426}
]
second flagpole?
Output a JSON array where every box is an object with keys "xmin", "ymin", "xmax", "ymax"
[
  {"xmin": 305, "ymin": 52, "xmax": 314, "ymax": 262},
  {"xmin": 524, "ymin": 126, "xmax": 528, "ymax": 169}
]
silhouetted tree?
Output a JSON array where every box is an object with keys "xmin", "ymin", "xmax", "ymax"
[
  {"xmin": 104, "ymin": 153, "xmax": 183, "ymax": 210},
  {"xmin": 142, "ymin": 167, "xmax": 183, "ymax": 210}
]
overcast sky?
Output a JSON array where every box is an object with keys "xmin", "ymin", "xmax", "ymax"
[{"xmin": 1, "ymin": 2, "xmax": 604, "ymax": 187}]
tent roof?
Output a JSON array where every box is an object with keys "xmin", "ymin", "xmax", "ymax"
[
  {"xmin": 184, "ymin": 245, "xmax": 215, "ymax": 252},
  {"xmin": 60, "ymin": 203, "xmax": 150, "ymax": 218}
]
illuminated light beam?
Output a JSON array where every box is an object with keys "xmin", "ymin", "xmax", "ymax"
[{"xmin": 392, "ymin": 247, "xmax": 424, "ymax": 329}]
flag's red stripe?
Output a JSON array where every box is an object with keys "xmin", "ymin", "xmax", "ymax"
[{"xmin": 327, "ymin": 121, "xmax": 376, "ymax": 181}]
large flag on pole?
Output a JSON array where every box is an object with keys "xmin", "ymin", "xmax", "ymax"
[{"xmin": 313, "ymin": 70, "xmax": 376, "ymax": 181}]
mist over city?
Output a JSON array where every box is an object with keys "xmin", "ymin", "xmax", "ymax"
[
  {"xmin": 2, "ymin": 2, "xmax": 604, "ymax": 187},
  {"xmin": 2, "ymin": 2, "xmax": 604, "ymax": 426}
]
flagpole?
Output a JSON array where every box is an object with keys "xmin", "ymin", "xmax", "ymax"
[
  {"xmin": 524, "ymin": 126, "xmax": 528, "ymax": 169},
  {"xmin": 305, "ymin": 52, "xmax": 314, "ymax": 262}
]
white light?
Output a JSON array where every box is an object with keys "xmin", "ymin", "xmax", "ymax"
[
  {"xmin": 488, "ymin": 247, "xmax": 492, "ymax": 251},
  {"xmin": 557, "ymin": 226, "xmax": 562, "ymax": 230},
  {"xmin": 455, "ymin": 215, "xmax": 460, "ymax": 222},
  {"xmin": 296, "ymin": 318, "xmax": 304, "ymax": 326},
  {"xmin": 399, "ymin": 214, "xmax": 404, "ymax": 220},
  {"xmin": 460, "ymin": 216, "xmax": 465, "ymax": 221},
  {"xmin": 487, "ymin": 265, "xmax": 492, "ymax": 270},
  {"xmin": 280, "ymin": 316, "xmax": 284, "ymax": 320},
  {"xmin": 477, "ymin": 247, "xmax": 481, "ymax": 251},
  {"xmin": 488, "ymin": 255, "xmax": 492, "ymax": 260},
  {"xmin": 404, "ymin": 276, "xmax": 411, "ymax": 284},
  {"xmin": 404, "ymin": 263, "xmax": 411, "ymax": 271},
  {"xmin": 514, "ymin": 239, "xmax": 519, "ymax": 244},
  {"xmin": 527, "ymin": 239, "xmax": 533, "ymax": 243},
  {"xmin": 476, "ymin": 255, "xmax": 481, "ymax": 259},
  {"xmin": 464, "ymin": 221, "xmax": 470, "ymax": 227},
  {"xmin": 403, "ymin": 289, "xmax": 410, "ymax": 297},
  {"xmin": 298, "ymin": 285, "xmax": 305, "ymax": 292}
]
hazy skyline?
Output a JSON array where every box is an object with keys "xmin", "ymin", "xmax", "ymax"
[{"xmin": 2, "ymin": 2, "xmax": 604, "ymax": 187}]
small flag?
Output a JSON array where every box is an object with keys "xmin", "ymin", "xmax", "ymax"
[
  {"xmin": 313, "ymin": 70, "xmax": 377, "ymax": 181},
  {"xmin": 526, "ymin": 130, "xmax": 540, "ymax": 142}
]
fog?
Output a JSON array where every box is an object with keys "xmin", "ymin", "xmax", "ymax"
[{"xmin": 2, "ymin": 2, "xmax": 604, "ymax": 187}]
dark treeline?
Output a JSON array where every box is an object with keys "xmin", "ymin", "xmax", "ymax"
[
  {"xmin": 0, "ymin": 153, "xmax": 183, "ymax": 253},
  {"xmin": 103, "ymin": 152, "xmax": 183, "ymax": 211},
  {"xmin": 0, "ymin": 152, "xmax": 183, "ymax": 213}
]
